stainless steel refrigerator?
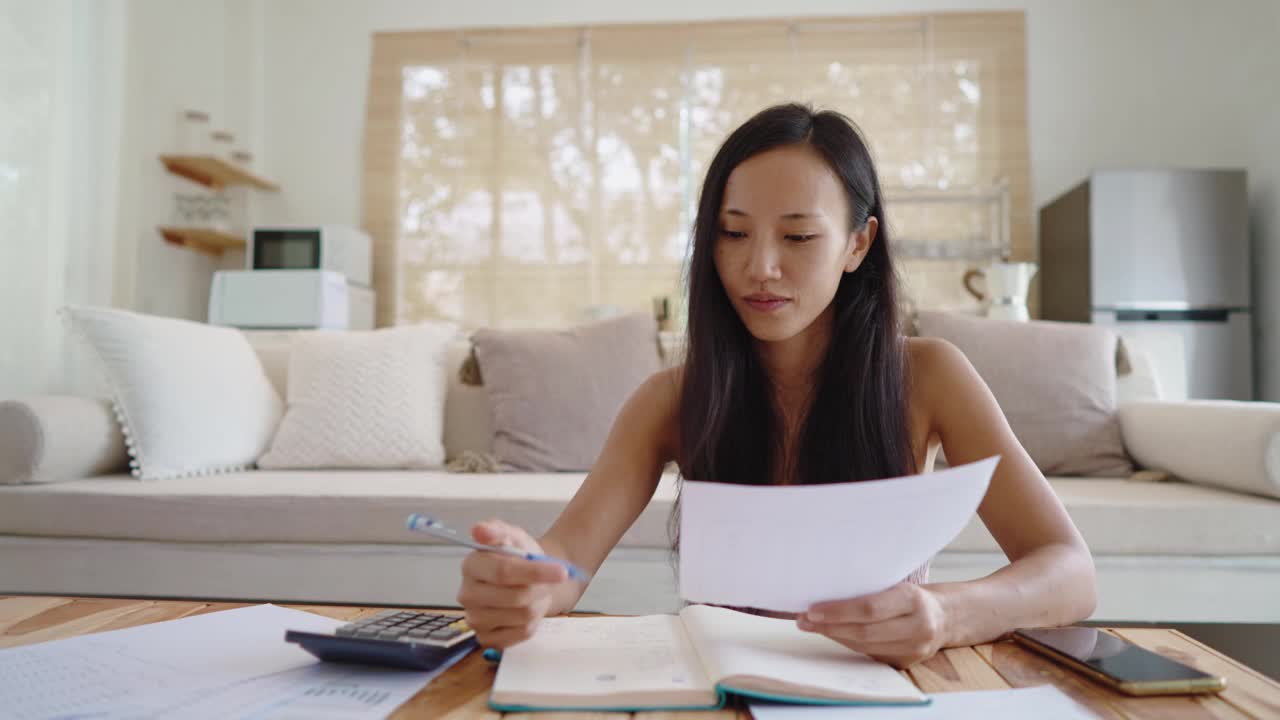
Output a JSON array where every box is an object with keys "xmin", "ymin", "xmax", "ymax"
[{"xmin": 1040, "ymin": 169, "xmax": 1253, "ymax": 400}]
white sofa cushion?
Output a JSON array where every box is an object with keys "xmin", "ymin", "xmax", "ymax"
[
  {"xmin": 259, "ymin": 323, "xmax": 456, "ymax": 470},
  {"xmin": 0, "ymin": 471, "xmax": 678, "ymax": 548},
  {"xmin": 950, "ymin": 477, "xmax": 1280, "ymax": 555},
  {"xmin": 60, "ymin": 306, "xmax": 283, "ymax": 480},
  {"xmin": 1, "ymin": 473, "xmax": 1276, "ymax": 556}
]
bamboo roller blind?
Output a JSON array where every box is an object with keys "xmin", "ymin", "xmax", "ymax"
[{"xmin": 363, "ymin": 12, "xmax": 1030, "ymax": 328}]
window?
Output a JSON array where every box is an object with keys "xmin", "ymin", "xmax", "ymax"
[{"xmin": 363, "ymin": 13, "xmax": 1030, "ymax": 328}]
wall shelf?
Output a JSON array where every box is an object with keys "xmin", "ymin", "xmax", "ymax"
[
  {"xmin": 158, "ymin": 226, "xmax": 245, "ymax": 256},
  {"xmin": 160, "ymin": 155, "xmax": 280, "ymax": 191}
]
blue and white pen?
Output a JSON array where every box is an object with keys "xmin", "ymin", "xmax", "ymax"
[{"xmin": 406, "ymin": 513, "xmax": 590, "ymax": 582}]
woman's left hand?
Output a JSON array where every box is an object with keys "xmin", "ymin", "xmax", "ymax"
[{"xmin": 797, "ymin": 582, "xmax": 950, "ymax": 668}]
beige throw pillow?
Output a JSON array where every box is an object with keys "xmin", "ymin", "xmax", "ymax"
[
  {"xmin": 473, "ymin": 313, "xmax": 662, "ymax": 471},
  {"xmin": 258, "ymin": 323, "xmax": 456, "ymax": 469},
  {"xmin": 915, "ymin": 311, "xmax": 1133, "ymax": 477}
]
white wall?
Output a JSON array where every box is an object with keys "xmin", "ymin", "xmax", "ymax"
[
  {"xmin": 1248, "ymin": 5, "xmax": 1280, "ymax": 402},
  {"xmin": 113, "ymin": 0, "xmax": 262, "ymax": 322},
  {"xmin": 255, "ymin": 0, "xmax": 1280, "ymax": 399}
]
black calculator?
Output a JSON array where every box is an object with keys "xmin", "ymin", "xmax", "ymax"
[{"xmin": 285, "ymin": 610, "xmax": 478, "ymax": 671}]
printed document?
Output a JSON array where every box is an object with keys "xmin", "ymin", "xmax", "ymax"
[
  {"xmin": 680, "ymin": 456, "xmax": 998, "ymax": 612},
  {"xmin": 0, "ymin": 604, "xmax": 454, "ymax": 720}
]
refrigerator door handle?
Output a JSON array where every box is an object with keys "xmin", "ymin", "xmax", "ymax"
[{"xmin": 1114, "ymin": 309, "xmax": 1232, "ymax": 323}]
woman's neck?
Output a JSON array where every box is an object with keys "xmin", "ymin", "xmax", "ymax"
[{"xmin": 755, "ymin": 305, "xmax": 833, "ymax": 416}]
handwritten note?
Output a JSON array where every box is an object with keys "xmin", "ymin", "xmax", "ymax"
[
  {"xmin": 494, "ymin": 614, "xmax": 714, "ymax": 698},
  {"xmin": 679, "ymin": 456, "xmax": 998, "ymax": 612}
]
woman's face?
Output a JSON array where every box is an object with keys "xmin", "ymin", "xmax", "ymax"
[{"xmin": 714, "ymin": 144, "xmax": 875, "ymax": 345}]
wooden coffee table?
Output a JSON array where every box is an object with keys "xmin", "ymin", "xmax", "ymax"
[{"xmin": 2, "ymin": 595, "xmax": 1278, "ymax": 718}]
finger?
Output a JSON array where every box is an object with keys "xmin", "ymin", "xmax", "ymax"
[
  {"xmin": 463, "ymin": 551, "xmax": 567, "ymax": 586},
  {"xmin": 799, "ymin": 614, "xmax": 921, "ymax": 645},
  {"xmin": 476, "ymin": 623, "xmax": 540, "ymax": 650},
  {"xmin": 457, "ymin": 580, "xmax": 536, "ymax": 609},
  {"xmin": 472, "ymin": 519, "xmax": 526, "ymax": 547},
  {"xmin": 464, "ymin": 605, "xmax": 542, "ymax": 633},
  {"xmin": 805, "ymin": 583, "xmax": 916, "ymax": 624},
  {"xmin": 869, "ymin": 650, "xmax": 931, "ymax": 670}
]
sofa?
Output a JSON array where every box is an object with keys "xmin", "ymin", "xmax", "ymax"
[{"xmin": 2, "ymin": 325, "xmax": 1279, "ymax": 625}]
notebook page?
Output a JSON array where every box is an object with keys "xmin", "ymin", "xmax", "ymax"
[
  {"xmin": 493, "ymin": 614, "xmax": 715, "ymax": 703},
  {"xmin": 679, "ymin": 456, "xmax": 997, "ymax": 612},
  {"xmin": 680, "ymin": 605, "xmax": 924, "ymax": 702}
]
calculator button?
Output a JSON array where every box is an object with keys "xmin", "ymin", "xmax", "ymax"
[
  {"xmin": 335, "ymin": 626, "xmax": 358, "ymax": 636},
  {"xmin": 354, "ymin": 629, "xmax": 382, "ymax": 639}
]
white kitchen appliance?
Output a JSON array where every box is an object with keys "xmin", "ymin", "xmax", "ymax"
[
  {"xmin": 963, "ymin": 262, "xmax": 1038, "ymax": 322},
  {"xmin": 249, "ymin": 225, "xmax": 372, "ymax": 287},
  {"xmin": 1040, "ymin": 169, "xmax": 1252, "ymax": 400},
  {"xmin": 209, "ymin": 270, "xmax": 375, "ymax": 330}
]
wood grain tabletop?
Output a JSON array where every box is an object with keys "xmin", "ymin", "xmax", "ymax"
[{"xmin": 2, "ymin": 595, "xmax": 1277, "ymax": 719}]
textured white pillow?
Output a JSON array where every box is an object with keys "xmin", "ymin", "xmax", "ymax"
[
  {"xmin": 258, "ymin": 323, "xmax": 457, "ymax": 469},
  {"xmin": 60, "ymin": 305, "xmax": 283, "ymax": 480}
]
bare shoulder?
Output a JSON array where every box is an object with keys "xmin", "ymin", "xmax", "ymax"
[
  {"xmin": 905, "ymin": 336, "xmax": 989, "ymax": 415},
  {"xmin": 905, "ymin": 335, "xmax": 1010, "ymax": 444},
  {"xmin": 625, "ymin": 365, "xmax": 683, "ymax": 459},
  {"xmin": 634, "ymin": 365, "xmax": 683, "ymax": 412},
  {"xmin": 906, "ymin": 336, "xmax": 974, "ymax": 391}
]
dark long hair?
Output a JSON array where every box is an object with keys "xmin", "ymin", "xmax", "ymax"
[{"xmin": 676, "ymin": 104, "xmax": 914, "ymax": 494}]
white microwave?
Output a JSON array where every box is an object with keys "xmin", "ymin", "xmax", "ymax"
[{"xmin": 249, "ymin": 225, "xmax": 371, "ymax": 287}]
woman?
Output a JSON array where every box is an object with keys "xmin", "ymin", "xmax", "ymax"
[{"xmin": 457, "ymin": 104, "xmax": 1096, "ymax": 668}]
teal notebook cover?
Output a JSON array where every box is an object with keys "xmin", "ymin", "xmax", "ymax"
[
  {"xmin": 488, "ymin": 685, "xmax": 932, "ymax": 713},
  {"xmin": 486, "ymin": 671, "xmax": 931, "ymax": 707}
]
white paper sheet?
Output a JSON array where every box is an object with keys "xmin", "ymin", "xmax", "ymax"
[
  {"xmin": 749, "ymin": 685, "xmax": 1097, "ymax": 719},
  {"xmin": 0, "ymin": 603, "xmax": 464, "ymax": 720},
  {"xmin": 679, "ymin": 456, "xmax": 998, "ymax": 612}
]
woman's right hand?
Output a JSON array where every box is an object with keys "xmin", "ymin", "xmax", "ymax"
[{"xmin": 457, "ymin": 518, "xmax": 569, "ymax": 649}]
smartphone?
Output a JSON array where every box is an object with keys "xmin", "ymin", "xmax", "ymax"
[{"xmin": 1012, "ymin": 627, "xmax": 1226, "ymax": 696}]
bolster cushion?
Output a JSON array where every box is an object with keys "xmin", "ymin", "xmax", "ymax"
[
  {"xmin": 1118, "ymin": 400, "xmax": 1280, "ymax": 499},
  {"xmin": 0, "ymin": 396, "xmax": 129, "ymax": 484}
]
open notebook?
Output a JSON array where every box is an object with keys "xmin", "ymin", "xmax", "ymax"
[{"xmin": 489, "ymin": 604, "xmax": 928, "ymax": 712}]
